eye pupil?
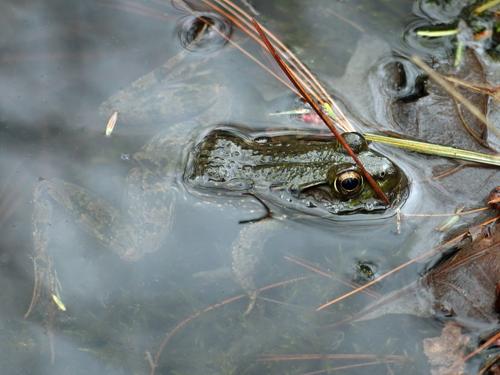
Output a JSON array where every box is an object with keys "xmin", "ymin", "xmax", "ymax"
[
  {"xmin": 334, "ymin": 170, "xmax": 364, "ymax": 196},
  {"xmin": 341, "ymin": 177, "xmax": 359, "ymax": 191}
]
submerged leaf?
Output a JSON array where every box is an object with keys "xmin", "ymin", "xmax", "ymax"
[{"xmin": 423, "ymin": 323, "xmax": 469, "ymax": 375}]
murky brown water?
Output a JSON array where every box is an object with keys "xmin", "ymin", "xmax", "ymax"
[{"xmin": 0, "ymin": 1, "xmax": 498, "ymax": 374}]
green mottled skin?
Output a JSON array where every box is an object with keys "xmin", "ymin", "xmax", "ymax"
[{"xmin": 185, "ymin": 126, "xmax": 408, "ymax": 216}]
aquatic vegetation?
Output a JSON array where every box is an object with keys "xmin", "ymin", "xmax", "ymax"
[{"xmin": 413, "ymin": 0, "xmax": 500, "ymax": 62}]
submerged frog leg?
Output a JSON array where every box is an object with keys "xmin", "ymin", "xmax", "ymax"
[
  {"xmin": 28, "ymin": 174, "xmax": 177, "ymax": 315},
  {"xmin": 231, "ymin": 219, "xmax": 281, "ymax": 315},
  {"xmin": 238, "ymin": 193, "xmax": 273, "ymax": 224}
]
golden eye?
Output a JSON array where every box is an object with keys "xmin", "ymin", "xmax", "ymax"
[{"xmin": 335, "ymin": 170, "xmax": 364, "ymax": 196}]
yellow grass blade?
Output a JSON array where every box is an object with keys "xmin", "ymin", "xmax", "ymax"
[{"xmin": 364, "ymin": 133, "xmax": 500, "ymax": 167}]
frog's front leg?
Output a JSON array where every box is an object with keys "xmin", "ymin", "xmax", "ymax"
[
  {"xmin": 27, "ymin": 176, "xmax": 176, "ymax": 317},
  {"xmin": 231, "ymin": 219, "xmax": 282, "ymax": 315}
]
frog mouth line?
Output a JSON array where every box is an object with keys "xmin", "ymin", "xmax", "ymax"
[{"xmin": 298, "ymin": 185, "xmax": 389, "ymax": 215}]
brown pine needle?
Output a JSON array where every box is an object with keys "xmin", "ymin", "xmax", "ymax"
[
  {"xmin": 461, "ymin": 330, "xmax": 500, "ymax": 364},
  {"xmin": 149, "ymin": 275, "xmax": 310, "ymax": 375},
  {"xmin": 252, "ymin": 19, "xmax": 389, "ymax": 205},
  {"xmin": 301, "ymin": 361, "xmax": 401, "ymax": 375},
  {"xmin": 284, "ymin": 255, "xmax": 381, "ymax": 299},
  {"xmin": 316, "ymin": 215, "xmax": 500, "ymax": 311},
  {"xmin": 411, "ymin": 56, "xmax": 500, "ymax": 139},
  {"xmin": 489, "ymin": 197, "xmax": 500, "ymax": 205},
  {"xmin": 453, "ymin": 98, "xmax": 490, "ymax": 149},
  {"xmin": 445, "ymin": 75, "xmax": 500, "ymax": 101},
  {"xmin": 203, "ymin": 0, "xmax": 355, "ymax": 132},
  {"xmin": 200, "ymin": 1, "xmax": 320, "ymax": 99},
  {"xmin": 210, "ymin": 0, "xmax": 329, "ymax": 101},
  {"xmin": 177, "ymin": 4, "xmax": 299, "ymax": 95},
  {"xmin": 258, "ymin": 353, "xmax": 407, "ymax": 362}
]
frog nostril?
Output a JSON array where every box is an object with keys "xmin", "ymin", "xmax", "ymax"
[{"xmin": 176, "ymin": 12, "xmax": 233, "ymax": 53}]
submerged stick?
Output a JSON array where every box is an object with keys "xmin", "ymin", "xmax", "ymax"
[
  {"xmin": 364, "ymin": 133, "xmax": 500, "ymax": 167},
  {"xmin": 252, "ymin": 19, "xmax": 389, "ymax": 205}
]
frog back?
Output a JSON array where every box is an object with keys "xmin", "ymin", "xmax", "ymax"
[{"xmin": 184, "ymin": 125, "xmax": 348, "ymax": 193}]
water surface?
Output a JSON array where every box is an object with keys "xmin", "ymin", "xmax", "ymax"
[{"xmin": 0, "ymin": 1, "xmax": 498, "ymax": 374}]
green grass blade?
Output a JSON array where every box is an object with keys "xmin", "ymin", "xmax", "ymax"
[{"xmin": 364, "ymin": 133, "xmax": 500, "ymax": 167}]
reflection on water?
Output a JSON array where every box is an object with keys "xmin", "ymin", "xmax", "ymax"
[{"xmin": 0, "ymin": 0, "xmax": 498, "ymax": 374}]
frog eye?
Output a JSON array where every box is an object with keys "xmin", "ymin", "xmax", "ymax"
[{"xmin": 334, "ymin": 170, "xmax": 364, "ymax": 197}]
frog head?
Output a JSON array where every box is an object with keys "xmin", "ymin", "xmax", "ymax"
[{"xmin": 292, "ymin": 132, "xmax": 409, "ymax": 218}]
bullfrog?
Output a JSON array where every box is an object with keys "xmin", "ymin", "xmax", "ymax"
[{"xmin": 27, "ymin": 35, "xmax": 409, "ymax": 317}]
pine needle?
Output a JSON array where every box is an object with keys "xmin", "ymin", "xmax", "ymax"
[
  {"xmin": 252, "ymin": 19, "xmax": 389, "ymax": 205},
  {"xmin": 363, "ymin": 133, "xmax": 500, "ymax": 167},
  {"xmin": 411, "ymin": 56, "xmax": 500, "ymax": 139}
]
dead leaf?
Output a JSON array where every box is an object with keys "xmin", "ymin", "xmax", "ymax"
[{"xmin": 423, "ymin": 323, "xmax": 470, "ymax": 375}]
